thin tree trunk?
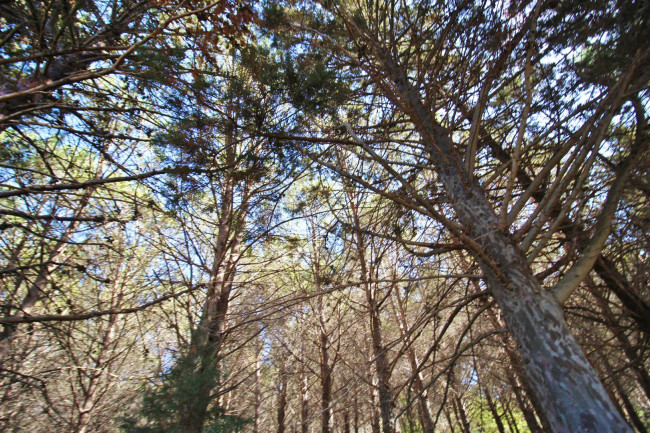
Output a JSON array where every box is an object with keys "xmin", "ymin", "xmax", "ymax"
[
  {"xmin": 75, "ymin": 288, "xmax": 122, "ymax": 433},
  {"xmin": 599, "ymin": 351, "xmax": 648, "ymax": 433},
  {"xmin": 347, "ymin": 191, "xmax": 394, "ymax": 433},
  {"xmin": 342, "ymin": 409, "xmax": 350, "ymax": 433},
  {"xmin": 353, "ymin": 395, "xmax": 359, "ymax": 433},
  {"xmin": 589, "ymin": 279, "xmax": 650, "ymax": 403},
  {"xmin": 319, "ymin": 319, "xmax": 332, "ymax": 433},
  {"xmin": 505, "ymin": 404, "xmax": 522, "ymax": 433},
  {"xmin": 484, "ymin": 387, "xmax": 506, "ymax": 433},
  {"xmin": 253, "ymin": 342, "xmax": 261, "ymax": 433},
  {"xmin": 451, "ymin": 394, "xmax": 471, "ymax": 433},
  {"xmin": 277, "ymin": 360, "xmax": 288, "ymax": 433},
  {"xmin": 390, "ymin": 290, "xmax": 434, "ymax": 433},
  {"xmin": 371, "ymin": 382, "xmax": 381, "ymax": 433},
  {"xmin": 301, "ymin": 369, "xmax": 310, "ymax": 433}
]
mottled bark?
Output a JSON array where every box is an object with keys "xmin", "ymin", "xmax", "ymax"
[
  {"xmin": 483, "ymin": 303, "xmax": 549, "ymax": 433},
  {"xmin": 473, "ymin": 105, "xmax": 650, "ymax": 335},
  {"xmin": 375, "ymin": 51, "xmax": 633, "ymax": 432}
]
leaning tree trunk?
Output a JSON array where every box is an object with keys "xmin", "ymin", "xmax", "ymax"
[
  {"xmin": 372, "ymin": 53, "xmax": 633, "ymax": 432},
  {"xmin": 455, "ymin": 93, "xmax": 650, "ymax": 337}
]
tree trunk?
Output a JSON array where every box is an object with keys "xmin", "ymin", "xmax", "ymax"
[
  {"xmin": 464, "ymin": 99, "xmax": 650, "ymax": 337},
  {"xmin": 371, "ymin": 382, "xmax": 381, "ymax": 433},
  {"xmin": 391, "ymin": 290, "xmax": 434, "ymax": 433},
  {"xmin": 177, "ymin": 132, "xmax": 251, "ymax": 433},
  {"xmin": 342, "ymin": 409, "xmax": 350, "ymax": 433},
  {"xmin": 484, "ymin": 387, "xmax": 506, "ymax": 433},
  {"xmin": 253, "ymin": 342, "xmax": 262, "ymax": 433},
  {"xmin": 483, "ymin": 302, "xmax": 550, "ymax": 433},
  {"xmin": 319, "ymin": 326, "xmax": 332, "ymax": 433},
  {"xmin": 277, "ymin": 360, "xmax": 287, "ymax": 433},
  {"xmin": 505, "ymin": 404, "xmax": 522, "ymax": 433},
  {"xmin": 353, "ymin": 395, "xmax": 359, "ymax": 433},
  {"xmin": 598, "ymin": 351, "xmax": 648, "ymax": 433},
  {"xmin": 75, "ymin": 283, "xmax": 122, "ymax": 433},
  {"xmin": 374, "ymin": 52, "xmax": 633, "ymax": 432},
  {"xmin": 452, "ymin": 394, "xmax": 472, "ymax": 433},
  {"xmin": 301, "ymin": 370, "xmax": 310, "ymax": 433},
  {"xmin": 348, "ymin": 192, "xmax": 394, "ymax": 433},
  {"xmin": 505, "ymin": 365, "xmax": 546, "ymax": 433}
]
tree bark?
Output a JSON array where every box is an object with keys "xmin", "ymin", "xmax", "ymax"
[
  {"xmin": 319, "ymin": 316, "xmax": 332, "ymax": 433},
  {"xmin": 371, "ymin": 51, "xmax": 633, "ymax": 432},
  {"xmin": 301, "ymin": 369, "xmax": 310, "ymax": 433},
  {"xmin": 277, "ymin": 360, "xmax": 287, "ymax": 433},
  {"xmin": 469, "ymin": 104, "xmax": 650, "ymax": 335},
  {"xmin": 484, "ymin": 387, "xmax": 506, "ymax": 433},
  {"xmin": 177, "ymin": 131, "xmax": 251, "ymax": 433},
  {"xmin": 347, "ymin": 190, "xmax": 395, "ymax": 433}
]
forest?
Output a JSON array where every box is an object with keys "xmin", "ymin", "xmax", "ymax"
[{"xmin": 0, "ymin": 0, "xmax": 648, "ymax": 431}]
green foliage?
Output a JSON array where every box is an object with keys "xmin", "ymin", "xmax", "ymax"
[
  {"xmin": 262, "ymin": 3, "xmax": 286, "ymax": 30},
  {"xmin": 121, "ymin": 345, "xmax": 249, "ymax": 433},
  {"xmin": 256, "ymin": 5, "xmax": 350, "ymax": 116},
  {"xmin": 283, "ymin": 52, "xmax": 349, "ymax": 114},
  {"xmin": 542, "ymin": 0, "xmax": 650, "ymax": 86}
]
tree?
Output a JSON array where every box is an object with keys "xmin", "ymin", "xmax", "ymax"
[{"xmin": 262, "ymin": 0, "xmax": 648, "ymax": 430}]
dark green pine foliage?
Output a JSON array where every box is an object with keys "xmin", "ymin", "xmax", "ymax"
[
  {"xmin": 541, "ymin": 0, "xmax": 650, "ymax": 86},
  {"xmin": 121, "ymin": 344, "xmax": 249, "ymax": 433},
  {"xmin": 255, "ymin": 4, "xmax": 350, "ymax": 117}
]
